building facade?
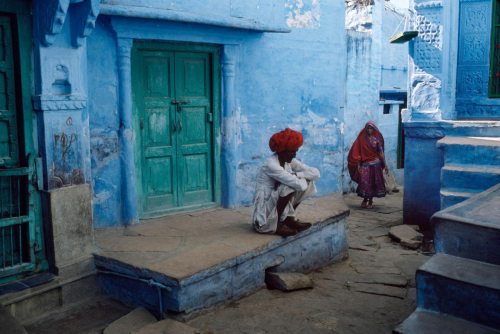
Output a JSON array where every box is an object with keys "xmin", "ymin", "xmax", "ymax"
[
  {"xmin": 0, "ymin": 0, "xmax": 347, "ymax": 286},
  {"xmin": 404, "ymin": 0, "xmax": 500, "ymax": 228}
]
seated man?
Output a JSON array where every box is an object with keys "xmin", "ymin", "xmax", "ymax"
[{"xmin": 252, "ymin": 128, "xmax": 320, "ymax": 237}]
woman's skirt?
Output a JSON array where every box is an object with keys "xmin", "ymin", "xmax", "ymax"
[{"xmin": 356, "ymin": 160, "xmax": 386, "ymax": 198}]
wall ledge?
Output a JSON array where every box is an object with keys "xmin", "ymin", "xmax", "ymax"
[{"xmin": 100, "ymin": 4, "xmax": 290, "ymax": 33}]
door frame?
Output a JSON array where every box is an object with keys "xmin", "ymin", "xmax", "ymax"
[
  {"xmin": 131, "ymin": 41, "xmax": 221, "ymax": 218},
  {"xmin": 0, "ymin": 1, "xmax": 47, "ymax": 284}
]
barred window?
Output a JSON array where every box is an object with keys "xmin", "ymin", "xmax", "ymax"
[{"xmin": 489, "ymin": 0, "xmax": 500, "ymax": 97}]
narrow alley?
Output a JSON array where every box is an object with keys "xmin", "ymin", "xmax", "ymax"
[{"xmin": 26, "ymin": 190, "xmax": 431, "ymax": 334}]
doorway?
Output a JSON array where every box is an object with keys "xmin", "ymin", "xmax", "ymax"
[{"xmin": 132, "ymin": 42, "xmax": 220, "ymax": 218}]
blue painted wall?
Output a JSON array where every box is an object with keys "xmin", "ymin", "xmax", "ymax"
[
  {"xmin": 344, "ymin": 2, "xmax": 407, "ymax": 192},
  {"xmin": 456, "ymin": 0, "xmax": 500, "ymax": 119},
  {"xmin": 403, "ymin": 0, "xmax": 500, "ymax": 227},
  {"xmin": 87, "ymin": 1, "xmax": 347, "ymax": 227}
]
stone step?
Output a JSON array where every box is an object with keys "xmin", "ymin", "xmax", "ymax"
[
  {"xmin": 103, "ymin": 307, "xmax": 157, "ymax": 334},
  {"xmin": 440, "ymin": 189, "xmax": 478, "ymax": 209},
  {"xmin": 133, "ymin": 318, "xmax": 200, "ymax": 334},
  {"xmin": 0, "ymin": 306, "xmax": 28, "ymax": 334},
  {"xmin": 433, "ymin": 184, "xmax": 500, "ymax": 265},
  {"xmin": 437, "ymin": 136, "xmax": 500, "ymax": 166},
  {"xmin": 416, "ymin": 253, "xmax": 500, "ymax": 329},
  {"xmin": 441, "ymin": 165, "xmax": 500, "ymax": 191},
  {"xmin": 394, "ymin": 309, "xmax": 500, "ymax": 334}
]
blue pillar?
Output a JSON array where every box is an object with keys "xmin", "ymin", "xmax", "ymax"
[
  {"xmin": 117, "ymin": 38, "xmax": 139, "ymax": 224},
  {"xmin": 221, "ymin": 45, "xmax": 239, "ymax": 207}
]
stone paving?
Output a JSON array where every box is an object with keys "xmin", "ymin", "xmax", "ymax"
[
  {"xmin": 186, "ymin": 190, "xmax": 430, "ymax": 334},
  {"xmin": 27, "ymin": 190, "xmax": 431, "ymax": 334}
]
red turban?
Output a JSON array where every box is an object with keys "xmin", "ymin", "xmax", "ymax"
[{"xmin": 269, "ymin": 128, "xmax": 304, "ymax": 153}]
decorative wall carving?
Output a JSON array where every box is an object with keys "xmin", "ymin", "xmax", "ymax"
[
  {"xmin": 456, "ymin": 0, "xmax": 491, "ymax": 117},
  {"xmin": 33, "ymin": 95, "xmax": 87, "ymax": 111},
  {"xmin": 414, "ymin": 9, "xmax": 442, "ymax": 73},
  {"xmin": 35, "ymin": 0, "xmax": 99, "ymax": 48}
]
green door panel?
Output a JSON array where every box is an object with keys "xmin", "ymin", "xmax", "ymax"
[
  {"xmin": 0, "ymin": 9, "xmax": 46, "ymax": 284},
  {"xmin": 0, "ymin": 15, "xmax": 19, "ymax": 168},
  {"xmin": 133, "ymin": 43, "xmax": 218, "ymax": 218},
  {"xmin": 175, "ymin": 52, "xmax": 213, "ymax": 206}
]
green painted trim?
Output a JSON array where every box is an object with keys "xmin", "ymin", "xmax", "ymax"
[
  {"xmin": 0, "ymin": 9, "xmax": 47, "ymax": 284},
  {"xmin": 131, "ymin": 41, "xmax": 222, "ymax": 218},
  {"xmin": 131, "ymin": 46, "xmax": 144, "ymax": 218},
  {"xmin": 488, "ymin": 0, "xmax": 500, "ymax": 98},
  {"xmin": 212, "ymin": 48, "xmax": 221, "ymax": 207}
]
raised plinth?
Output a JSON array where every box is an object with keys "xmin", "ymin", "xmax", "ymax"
[
  {"xmin": 432, "ymin": 183, "xmax": 500, "ymax": 265},
  {"xmin": 94, "ymin": 195, "xmax": 349, "ymax": 316}
]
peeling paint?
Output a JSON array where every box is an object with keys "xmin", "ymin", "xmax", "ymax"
[{"xmin": 285, "ymin": 0, "xmax": 320, "ymax": 28}]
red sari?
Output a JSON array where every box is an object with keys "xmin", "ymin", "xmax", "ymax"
[{"xmin": 348, "ymin": 122, "xmax": 386, "ymax": 198}]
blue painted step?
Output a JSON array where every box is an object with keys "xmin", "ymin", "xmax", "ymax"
[
  {"xmin": 437, "ymin": 136, "xmax": 500, "ymax": 166},
  {"xmin": 394, "ymin": 309, "xmax": 500, "ymax": 334},
  {"xmin": 441, "ymin": 165, "xmax": 500, "ymax": 191},
  {"xmin": 416, "ymin": 253, "xmax": 500, "ymax": 329},
  {"xmin": 433, "ymin": 184, "xmax": 500, "ymax": 265},
  {"xmin": 440, "ymin": 189, "xmax": 478, "ymax": 209}
]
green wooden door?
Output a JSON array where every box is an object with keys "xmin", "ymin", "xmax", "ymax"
[
  {"xmin": 133, "ymin": 43, "xmax": 219, "ymax": 218},
  {"xmin": 0, "ymin": 7, "xmax": 46, "ymax": 284}
]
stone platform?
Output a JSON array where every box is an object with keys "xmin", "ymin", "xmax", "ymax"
[{"xmin": 94, "ymin": 195, "xmax": 349, "ymax": 317}]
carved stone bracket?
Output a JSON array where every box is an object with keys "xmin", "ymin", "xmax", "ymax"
[
  {"xmin": 415, "ymin": 1, "xmax": 443, "ymax": 10},
  {"xmin": 33, "ymin": 94, "xmax": 87, "ymax": 112},
  {"xmin": 71, "ymin": 0, "xmax": 100, "ymax": 47},
  {"xmin": 36, "ymin": 0, "xmax": 70, "ymax": 47},
  {"xmin": 35, "ymin": 0, "xmax": 100, "ymax": 48}
]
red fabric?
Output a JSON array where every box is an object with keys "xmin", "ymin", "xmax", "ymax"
[
  {"xmin": 347, "ymin": 121, "xmax": 385, "ymax": 182},
  {"xmin": 269, "ymin": 128, "xmax": 304, "ymax": 153}
]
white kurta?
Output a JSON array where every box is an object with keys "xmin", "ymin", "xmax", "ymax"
[{"xmin": 251, "ymin": 155, "xmax": 320, "ymax": 233}]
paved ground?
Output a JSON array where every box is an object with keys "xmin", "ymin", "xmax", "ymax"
[
  {"xmin": 185, "ymin": 190, "xmax": 430, "ymax": 334},
  {"xmin": 27, "ymin": 190, "xmax": 431, "ymax": 334}
]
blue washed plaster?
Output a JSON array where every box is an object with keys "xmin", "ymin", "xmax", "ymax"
[
  {"xmin": 99, "ymin": 0, "xmax": 288, "ymax": 33},
  {"xmin": 456, "ymin": 0, "xmax": 499, "ymax": 120},
  {"xmin": 33, "ymin": 2, "xmax": 94, "ymax": 190},
  {"xmin": 416, "ymin": 254, "xmax": 500, "ymax": 329},
  {"xmin": 404, "ymin": 0, "xmax": 500, "ymax": 227},
  {"xmin": 86, "ymin": 1, "xmax": 346, "ymax": 225},
  {"xmin": 403, "ymin": 122, "xmax": 444, "ymax": 228},
  {"xmin": 344, "ymin": 3, "xmax": 408, "ymax": 191}
]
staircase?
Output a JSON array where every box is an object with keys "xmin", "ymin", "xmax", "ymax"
[
  {"xmin": 394, "ymin": 184, "xmax": 500, "ymax": 333},
  {"xmin": 437, "ymin": 136, "xmax": 500, "ymax": 209}
]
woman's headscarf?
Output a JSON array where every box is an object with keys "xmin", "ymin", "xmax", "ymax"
[
  {"xmin": 269, "ymin": 128, "xmax": 304, "ymax": 153},
  {"xmin": 347, "ymin": 121, "xmax": 385, "ymax": 182}
]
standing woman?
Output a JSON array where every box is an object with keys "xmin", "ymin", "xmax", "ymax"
[{"xmin": 348, "ymin": 121, "xmax": 387, "ymax": 208}]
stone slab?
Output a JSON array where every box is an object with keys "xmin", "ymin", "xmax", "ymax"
[
  {"xmin": 348, "ymin": 282, "xmax": 406, "ymax": 299},
  {"xmin": 389, "ymin": 225, "xmax": 423, "ymax": 242},
  {"xmin": 43, "ymin": 184, "xmax": 95, "ymax": 276},
  {"xmin": 352, "ymin": 273, "xmax": 408, "ymax": 287},
  {"xmin": 133, "ymin": 318, "xmax": 199, "ymax": 334},
  {"xmin": 104, "ymin": 307, "xmax": 157, "ymax": 334},
  {"xmin": 265, "ymin": 272, "xmax": 314, "ymax": 291},
  {"xmin": 400, "ymin": 238, "xmax": 421, "ymax": 250}
]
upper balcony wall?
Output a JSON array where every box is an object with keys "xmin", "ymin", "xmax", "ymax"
[{"xmin": 99, "ymin": 0, "xmax": 289, "ymax": 32}]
